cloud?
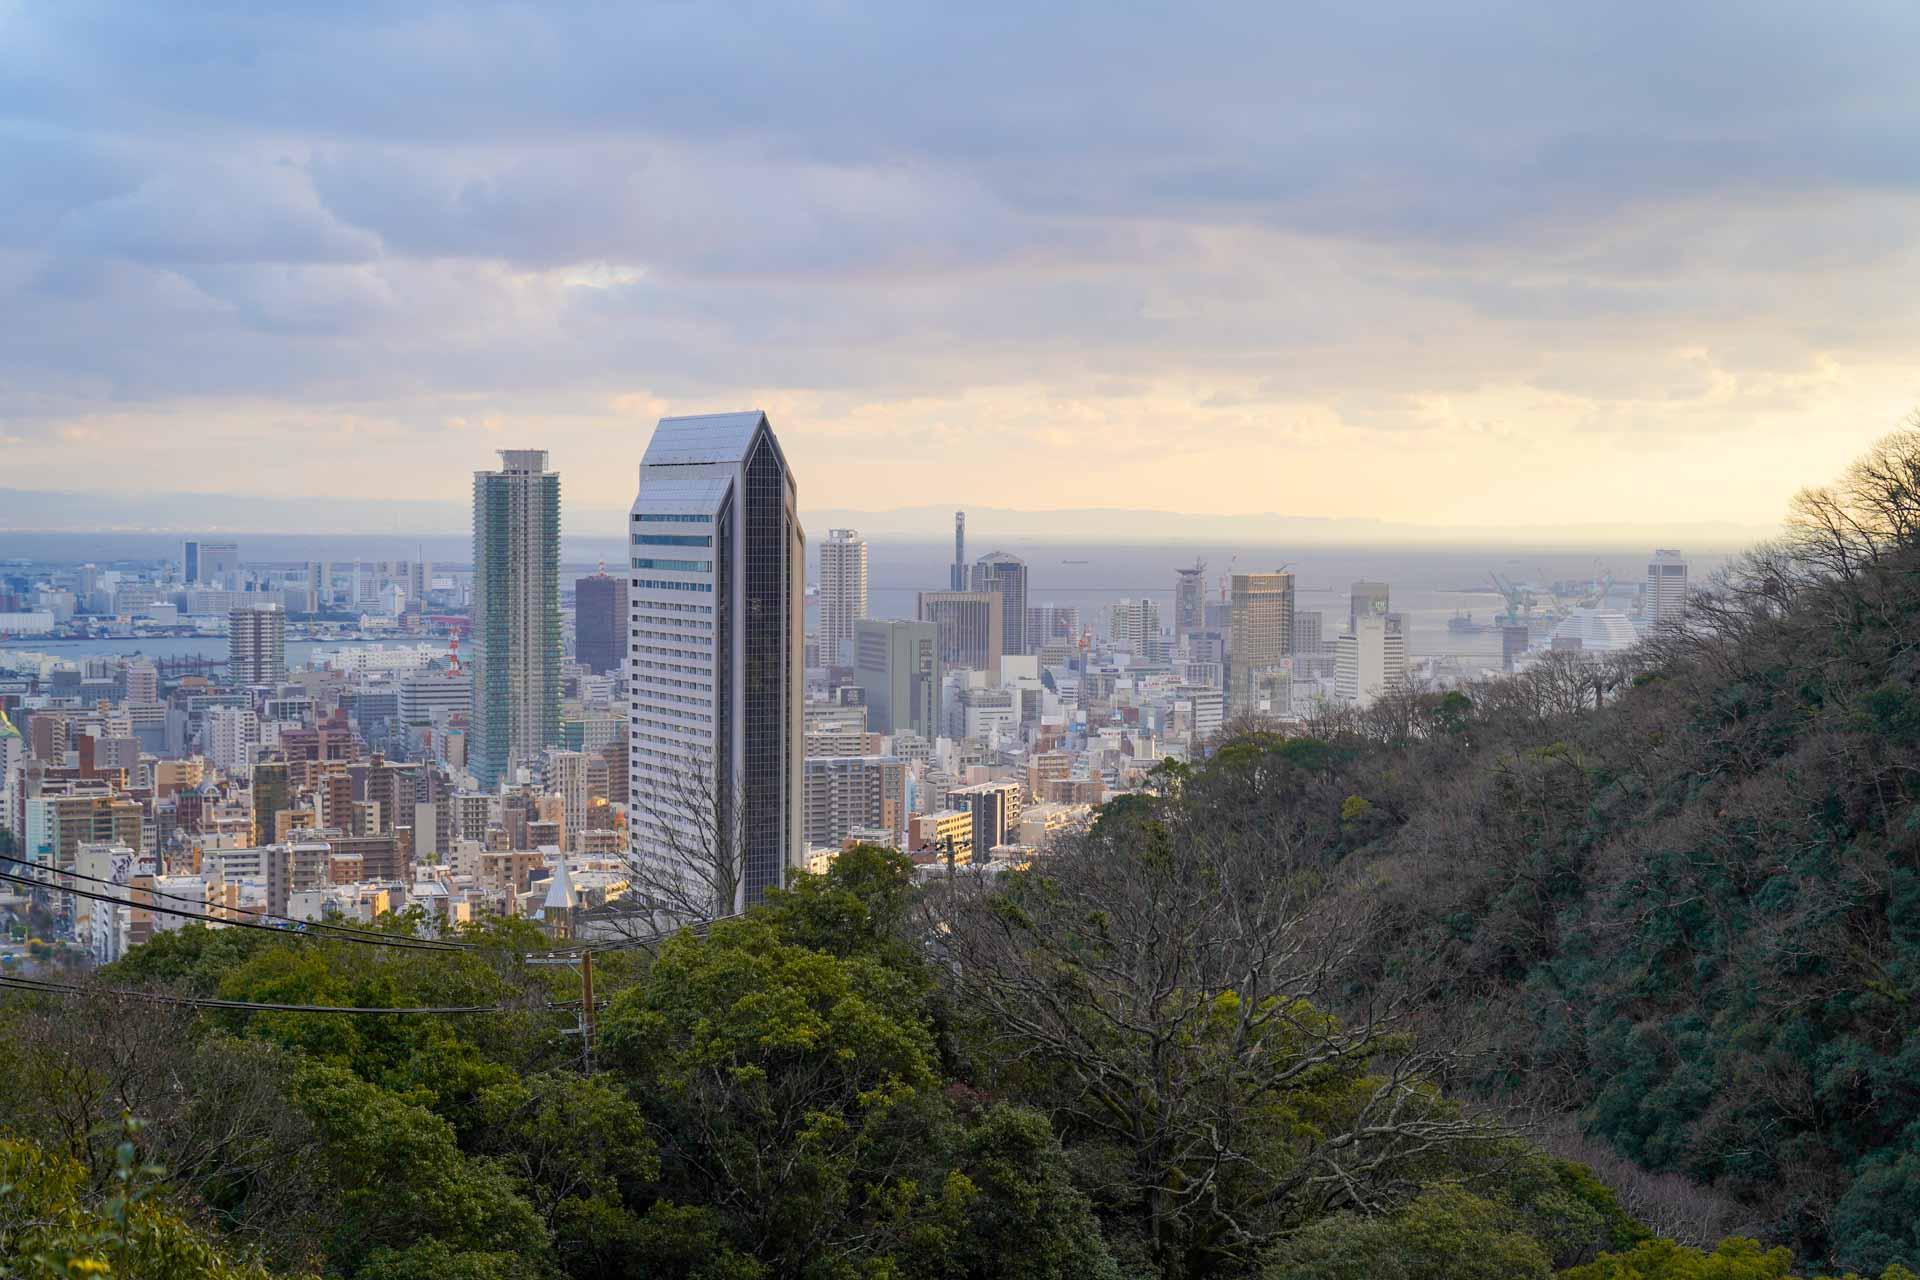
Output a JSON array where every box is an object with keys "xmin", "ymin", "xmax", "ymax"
[{"xmin": 2, "ymin": 2, "xmax": 1920, "ymax": 527}]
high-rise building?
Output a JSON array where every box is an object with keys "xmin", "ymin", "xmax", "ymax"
[
  {"xmin": 1294, "ymin": 611, "xmax": 1325, "ymax": 655},
  {"xmin": 1349, "ymin": 581, "xmax": 1390, "ymax": 633},
  {"xmin": 228, "ymin": 604, "xmax": 286, "ymax": 686},
  {"xmin": 1112, "ymin": 598, "xmax": 1165, "ymax": 661},
  {"xmin": 970, "ymin": 551, "xmax": 1029, "ymax": 655},
  {"xmin": 917, "ymin": 590, "xmax": 1004, "ymax": 681},
  {"xmin": 818, "ymin": 529, "xmax": 869, "ymax": 666},
  {"xmin": 123, "ymin": 659, "xmax": 159, "ymax": 706},
  {"xmin": 471, "ymin": 449, "xmax": 563, "ymax": 786},
  {"xmin": 950, "ymin": 512, "xmax": 967, "ymax": 591},
  {"xmin": 574, "ymin": 571, "xmax": 628, "ymax": 675},
  {"xmin": 183, "ymin": 539, "xmax": 239, "ymax": 586},
  {"xmin": 1336, "ymin": 613, "xmax": 1408, "ymax": 709},
  {"xmin": 804, "ymin": 755, "xmax": 907, "ymax": 850},
  {"xmin": 1174, "ymin": 560, "xmax": 1207, "ymax": 650},
  {"xmin": 1645, "ymin": 549, "xmax": 1689, "ymax": 624},
  {"xmin": 1228, "ymin": 571, "xmax": 1294, "ymax": 716},
  {"xmin": 853, "ymin": 619, "xmax": 941, "ymax": 739},
  {"xmin": 1026, "ymin": 604, "xmax": 1081, "ymax": 649},
  {"xmin": 251, "ymin": 757, "xmax": 289, "ymax": 847},
  {"xmin": 628, "ymin": 411, "xmax": 805, "ymax": 912}
]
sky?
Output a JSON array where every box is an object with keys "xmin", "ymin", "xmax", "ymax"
[{"xmin": 4, "ymin": 1, "xmax": 1919, "ymax": 536}]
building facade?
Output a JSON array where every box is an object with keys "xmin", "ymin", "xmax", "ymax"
[
  {"xmin": 916, "ymin": 591, "xmax": 1004, "ymax": 681},
  {"xmin": 574, "ymin": 571, "xmax": 627, "ymax": 675},
  {"xmin": 471, "ymin": 449, "xmax": 563, "ymax": 786},
  {"xmin": 1228, "ymin": 571, "xmax": 1295, "ymax": 716},
  {"xmin": 970, "ymin": 551, "xmax": 1029, "ymax": 655},
  {"xmin": 852, "ymin": 618, "xmax": 941, "ymax": 739},
  {"xmin": 818, "ymin": 528, "xmax": 869, "ymax": 666},
  {"xmin": 1645, "ymin": 549, "xmax": 1689, "ymax": 624},
  {"xmin": 228, "ymin": 604, "xmax": 286, "ymax": 686},
  {"xmin": 628, "ymin": 411, "xmax": 805, "ymax": 912}
]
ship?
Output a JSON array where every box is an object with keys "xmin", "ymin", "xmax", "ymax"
[{"xmin": 1447, "ymin": 611, "xmax": 1494, "ymax": 634}]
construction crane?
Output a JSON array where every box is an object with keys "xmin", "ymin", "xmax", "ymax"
[{"xmin": 1488, "ymin": 571, "xmax": 1537, "ymax": 625}]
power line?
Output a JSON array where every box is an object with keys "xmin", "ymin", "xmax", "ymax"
[
  {"xmin": 0, "ymin": 854, "xmax": 471, "ymax": 951},
  {"xmin": 0, "ymin": 868, "xmax": 464, "ymax": 953},
  {"xmin": 0, "ymin": 972, "xmax": 522, "ymax": 1016}
]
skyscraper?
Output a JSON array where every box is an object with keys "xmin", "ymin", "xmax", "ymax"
[
  {"xmin": 628, "ymin": 411, "xmax": 804, "ymax": 912},
  {"xmin": 950, "ymin": 512, "xmax": 967, "ymax": 591},
  {"xmin": 185, "ymin": 540, "xmax": 240, "ymax": 586},
  {"xmin": 1228, "ymin": 571, "xmax": 1294, "ymax": 716},
  {"xmin": 1336, "ymin": 613, "xmax": 1408, "ymax": 709},
  {"xmin": 1112, "ymin": 598, "xmax": 1165, "ymax": 661},
  {"xmin": 471, "ymin": 449, "xmax": 563, "ymax": 787},
  {"xmin": 818, "ymin": 528, "xmax": 869, "ymax": 666},
  {"xmin": 1645, "ymin": 549, "xmax": 1689, "ymax": 624},
  {"xmin": 1349, "ymin": 581, "xmax": 1390, "ymax": 633},
  {"xmin": 1174, "ymin": 560, "xmax": 1207, "ymax": 650},
  {"xmin": 971, "ymin": 551, "xmax": 1029, "ymax": 655},
  {"xmin": 917, "ymin": 590, "xmax": 1004, "ymax": 681},
  {"xmin": 853, "ymin": 618, "xmax": 941, "ymax": 739},
  {"xmin": 574, "ymin": 571, "xmax": 627, "ymax": 675},
  {"xmin": 228, "ymin": 604, "xmax": 286, "ymax": 686}
]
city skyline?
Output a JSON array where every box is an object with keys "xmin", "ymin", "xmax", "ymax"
[{"xmin": 6, "ymin": 6, "xmax": 1919, "ymax": 530}]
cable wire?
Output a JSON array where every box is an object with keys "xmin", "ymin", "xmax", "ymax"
[
  {"xmin": 0, "ymin": 854, "xmax": 472, "ymax": 951},
  {"xmin": 0, "ymin": 972, "xmax": 525, "ymax": 1016}
]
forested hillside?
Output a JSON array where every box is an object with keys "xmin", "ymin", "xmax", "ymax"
[{"xmin": 5, "ymin": 436, "xmax": 1920, "ymax": 1278}]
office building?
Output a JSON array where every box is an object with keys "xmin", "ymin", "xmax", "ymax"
[
  {"xmin": 471, "ymin": 449, "xmax": 563, "ymax": 786},
  {"xmin": 1294, "ymin": 611, "xmax": 1325, "ymax": 655},
  {"xmin": 1174, "ymin": 561, "xmax": 1207, "ymax": 649},
  {"xmin": 917, "ymin": 590, "xmax": 1004, "ymax": 681},
  {"xmin": 804, "ymin": 755, "xmax": 907, "ymax": 849},
  {"xmin": 1111, "ymin": 598, "xmax": 1164, "ymax": 661},
  {"xmin": 1228, "ymin": 571, "xmax": 1294, "ymax": 716},
  {"xmin": 1335, "ymin": 613, "xmax": 1407, "ymax": 709},
  {"xmin": 818, "ymin": 528, "xmax": 869, "ymax": 666},
  {"xmin": 1646, "ymin": 549, "xmax": 1689, "ymax": 624},
  {"xmin": 124, "ymin": 660, "xmax": 159, "ymax": 706},
  {"xmin": 628, "ymin": 410, "xmax": 805, "ymax": 911},
  {"xmin": 184, "ymin": 539, "xmax": 239, "ymax": 586},
  {"xmin": 228, "ymin": 604, "xmax": 286, "ymax": 686},
  {"xmin": 970, "ymin": 551, "xmax": 1029, "ymax": 655},
  {"xmin": 398, "ymin": 671, "xmax": 471, "ymax": 725},
  {"xmin": 853, "ymin": 619, "xmax": 941, "ymax": 739},
  {"xmin": 950, "ymin": 511, "xmax": 967, "ymax": 591},
  {"xmin": 1349, "ymin": 581, "xmax": 1390, "ymax": 633},
  {"xmin": 1027, "ymin": 604, "xmax": 1081, "ymax": 649},
  {"xmin": 947, "ymin": 780, "xmax": 1023, "ymax": 857},
  {"xmin": 574, "ymin": 571, "xmax": 627, "ymax": 676}
]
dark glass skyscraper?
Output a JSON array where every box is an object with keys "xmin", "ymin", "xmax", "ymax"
[
  {"xmin": 628, "ymin": 411, "xmax": 804, "ymax": 912},
  {"xmin": 574, "ymin": 571, "xmax": 627, "ymax": 675},
  {"xmin": 970, "ymin": 550, "xmax": 1029, "ymax": 655}
]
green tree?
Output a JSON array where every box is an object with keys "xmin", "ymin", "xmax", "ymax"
[{"xmin": 0, "ymin": 1129, "xmax": 271, "ymax": 1280}]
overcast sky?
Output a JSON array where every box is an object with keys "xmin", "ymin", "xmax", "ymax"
[{"xmin": 4, "ymin": 2, "xmax": 1918, "ymax": 533}]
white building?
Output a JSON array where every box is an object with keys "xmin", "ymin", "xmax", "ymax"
[
  {"xmin": 1335, "ymin": 614, "xmax": 1408, "ymax": 709},
  {"xmin": 628, "ymin": 411, "xmax": 805, "ymax": 912},
  {"xmin": 818, "ymin": 528, "xmax": 869, "ymax": 667},
  {"xmin": 1550, "ymin": 609, "xmax": 1639, "ymax": 654},
  {"xmin": 1645, "ymin": 549, "xmax": 1689, "ymax": 625},
  {"xmin": 204, "ymin": 706, "xmax": 262, "ymax": 773}
]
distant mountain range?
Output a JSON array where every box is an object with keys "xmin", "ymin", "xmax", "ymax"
[{"xmin": 0, "ymin": 487, "xmax": 1777, "ymax": 549}]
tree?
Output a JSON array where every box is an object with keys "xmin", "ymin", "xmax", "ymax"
[
  {"xmin": 939, "ymin": 804, "xmax": 1496, "ymax": 1278},
  {"xmin": 0, "ymin": 1126, "xmax": 272, "ymax": 1280},
  {"xmin": 624, "ymin": 752, "xmax": 752, "ymax": 926}
]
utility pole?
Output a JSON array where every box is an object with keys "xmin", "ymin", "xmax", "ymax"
[{"xmin": 580, "ymin": 950, "xmax": 596, "ymax": 1074}]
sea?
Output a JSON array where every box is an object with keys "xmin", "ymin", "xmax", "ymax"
[{"xmin": 0, "ymin": 530, "xmax": 1733, "ymax": 667}]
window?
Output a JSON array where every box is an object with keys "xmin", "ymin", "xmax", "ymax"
[
  {"xmin": 632, "ymin": 533, "xmax": 715, "ymax": 547},
  {"xmin": 633, "ymin": 513, "xmax": 711, "ymax": 523},
  {"xmin": 631, "ymin": 558, "xmax": 713, "ymax": 572}
]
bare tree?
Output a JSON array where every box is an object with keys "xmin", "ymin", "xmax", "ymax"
[
  {"xmin": 617, "ymin": 751, "xmax": 751, "ymax": 931},
  {"xmin": 936, "ymin": 798, "xmax": 1497, "ymax": 1279}
]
